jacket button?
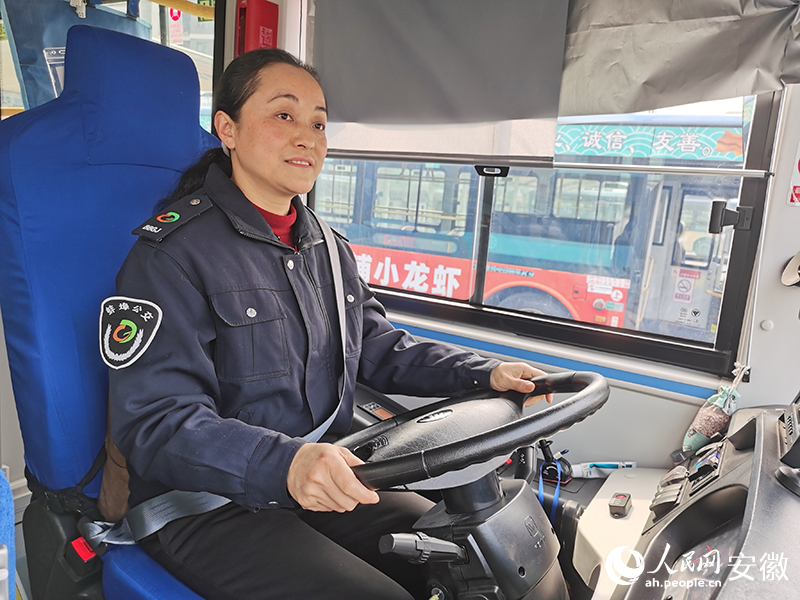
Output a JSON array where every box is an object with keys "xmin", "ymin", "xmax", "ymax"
[
  {"xmin": 268, "ymin": 501, "xmax": 279, "ymax": 507},
  {"xmin": 287, "ymin": 259, "xmax": 295, "ymax": 270},
  {"xmin": 346, "ymin": 294, "xmax": 355, "ymax": 303},
  {"xmin": 246, "ymin": 307, "xmax": 257, "ymax": 318},
  {"xmin": 189, "ymin": 198, "xmax": 201, "ymax": 206}
]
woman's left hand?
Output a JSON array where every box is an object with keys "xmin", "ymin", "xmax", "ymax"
[{"xmin": 489, "ymin": 362, "xmax": 554, "ymax": 407}]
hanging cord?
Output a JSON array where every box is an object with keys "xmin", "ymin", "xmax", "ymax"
[
  {"xmin": 538, "ymin": 460, "xmax": 561, "ymax": 525},
  {"xmin": 730, "ymin": 361, "xmax": 749, "ymax": 389},
  {"xmin": 723, "ymin": 361, "xmax": 749, "ymax": 412}
]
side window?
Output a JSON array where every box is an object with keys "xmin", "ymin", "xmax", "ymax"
[
  {"xmin": 373, "ymin": 166, "xmax": 448, "ymax": 233},
  {"xmin": 485, "ymin": 169, "xmax": 639, "ymax": 325},
  {"xmin": 1, "ymin": 18, "xmax": 24, "ymax": 119},
  {"xmin": 650, "ymin": 182, "xmax": 740, "ymax": 341},
  {"xmin": 598, "ymin": 181, "xmax": 628, "ymax": 222},
  {"xmin": 312, "ymin": 159, "xmax": 480, "ymax": 300},
  {"xmin": 451, "ymin": 171, "xmax": 473, "ymax": 234},
  {"xmin": 315, "ymin": 162, "xmax": 359, "ymax": 229},
  {"xmin": 417, "ymin": 169, "xmax": 446, "ymax": 232},
  {"xmin": 482, "ymin": 169, "xmax": 743, "ymax": 344},
  {"xmin": 553, "ymin": 176, "xmax": 579, "ymax": 218},
  {"xmin": 313, "ymin": 95, "xmax": 768, "ymax": 375},
  {"xmin": 577, "ymin": 178, "xmax": 600, "ymax": 219},
  {"xmin": 676, "ymin": 194, "xmax": 717, "ymax": 269},
  {"xmin": 651, "ymin": 186, "xmax": 672, "ymax": 246},
  {"xmin": 374, "ymin": 166, "xmax": 412, "ymax": 230},
  {"xmin": 0, "ymin": 2, "xmax": 215, "ymax": 127},
  {"xmin": 495, "ymin": 175, "xmax": 541, "ymax": 215}
]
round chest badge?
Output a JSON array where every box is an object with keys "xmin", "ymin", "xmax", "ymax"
[{"xmin": 100, "ymin": 296, "xmax": 163, "ymax": 369}]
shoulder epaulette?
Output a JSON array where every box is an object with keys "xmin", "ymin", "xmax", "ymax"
[{"xmin": 133, "ymin": 194, "xmax": 213, "ymax": 242}]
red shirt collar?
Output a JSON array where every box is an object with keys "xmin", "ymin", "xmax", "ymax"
[{"xmin": 253, "ymin": 203, "xmax": 297, "ymax": 248}]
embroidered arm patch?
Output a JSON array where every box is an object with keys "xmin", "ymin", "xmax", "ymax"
[{"xmin": 99, "ymin": 296, "xmax": 163, "ymax": 369}]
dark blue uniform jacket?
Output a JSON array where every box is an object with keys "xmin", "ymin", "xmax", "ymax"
[{"xmin": 110, "ymin": 164, "xmax": 500, "ymax": 510}]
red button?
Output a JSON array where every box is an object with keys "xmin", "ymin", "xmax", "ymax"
[{"xmin": 71, "ymin": 537, "xmax": 96, "ymax": 562}]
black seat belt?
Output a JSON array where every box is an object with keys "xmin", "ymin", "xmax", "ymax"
[{"xmin": 82, "ymin": 210, "xmax": 348, "ymax": 550}]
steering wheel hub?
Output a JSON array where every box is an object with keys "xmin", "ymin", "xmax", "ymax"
[{"xmin": 338, "ymin": 372, "xmax": 610, "ymax": 492}]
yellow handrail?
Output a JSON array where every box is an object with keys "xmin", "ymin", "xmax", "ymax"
[
  {"xmin": 149, "ymin": 0, "xmax": 215, "ymax": 20},
  {"xmin": 634, "ymin": 255, "xmax": 655, "ymax": 326}
]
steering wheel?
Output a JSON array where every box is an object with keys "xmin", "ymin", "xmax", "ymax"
[{"xmin": 336, "ymin": 371, "xmax": 609, "ymax": 491}]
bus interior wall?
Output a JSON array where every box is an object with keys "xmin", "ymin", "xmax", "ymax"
[{"xmin": 3, "ymin": 2, "xmax": 800, "ymax": 599}]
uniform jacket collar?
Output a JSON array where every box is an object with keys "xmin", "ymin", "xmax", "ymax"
[{"xmin": 203, "ymin": 163, "xmax": 323, "ymax": 250}]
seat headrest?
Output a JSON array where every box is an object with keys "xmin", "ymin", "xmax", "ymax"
[{"xmin": 63, "ymin": 25, "xmax": 208, "ymax": 170}]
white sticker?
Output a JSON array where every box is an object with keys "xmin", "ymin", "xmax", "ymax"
[
  {"xmin": 788, "ymin": 140, "xmax": 800, "ymax": 206},
  {"xmin": 677, "ymin": 307, "xmax": 703, "ymax": 328},
  {"xmin": 673, "ymin": 277, "xmax": 695, "ymax": 304},
  {"xmin": 588, "ymin": 284, "xmax": 613, "ymax": 295}
]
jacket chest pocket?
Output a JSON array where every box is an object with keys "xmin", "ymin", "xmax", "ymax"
[
  {"xmin": 209, "ymin": 289, "xmax": 289, "ymax": 381},
  {"xmin": 344, "ymin": 277, "xmax": 373, "ymax": 358}
]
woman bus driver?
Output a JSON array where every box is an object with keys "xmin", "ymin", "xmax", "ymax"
[{"xmin": 107, "ymin": 48, "xmax": 550, "ymax": 600}]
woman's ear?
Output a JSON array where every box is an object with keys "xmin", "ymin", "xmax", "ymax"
[{"xmin": 214, "ymin": 111, "xmax": 236, "ymax": 150}]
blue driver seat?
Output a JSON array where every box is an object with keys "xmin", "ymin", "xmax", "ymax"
[{"xmin": 0, "ymin": 25, "xmax": 217, "ymax": 599}]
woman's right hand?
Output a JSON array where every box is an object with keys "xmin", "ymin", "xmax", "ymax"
[{"xmin": 286, "ymin": 443, "xmax": 380, "ymax": 512}]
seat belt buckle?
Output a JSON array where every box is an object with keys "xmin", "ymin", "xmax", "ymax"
[
  {"xmin": 66, "ymin": 535, "xmax": 100, "ymax": 576},
  {"xmin": 70, "ymin": 537, "xmax": 97, "ymax": 561},
  {"xmin": 77, "ymin": 516, "xmax": 111, "ymax": 557}
]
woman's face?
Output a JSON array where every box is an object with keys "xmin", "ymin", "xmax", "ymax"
[{"xmin": 216, "ymin": 62, "xmax": 328, "ymax": 211}]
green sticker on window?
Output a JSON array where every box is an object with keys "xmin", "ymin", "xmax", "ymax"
[{"xmin": 197, "ymin": 0, "xmax": 214, "ymax": 22}]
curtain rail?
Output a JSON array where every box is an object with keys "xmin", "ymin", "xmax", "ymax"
[{"xmin": 326, "ymin": 150, "xmax": 769, "ymax": 179}]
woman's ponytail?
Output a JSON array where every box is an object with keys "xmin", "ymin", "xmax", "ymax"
[{"xmin": 154, "ymin": 147, "xmax": 232, "ymax": 213}]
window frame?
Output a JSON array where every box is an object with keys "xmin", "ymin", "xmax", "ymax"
[
  {"xmin": 652, "ymin": 186, "xmax": 673, "ymax": 246},
  {"xmin": 675, "ymin": 191, "xmax": 722, "ymax": 271},
  {"xmin": 310, "ymin": 92, "xmax": 779, "ymax": 377}
]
